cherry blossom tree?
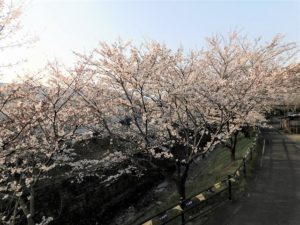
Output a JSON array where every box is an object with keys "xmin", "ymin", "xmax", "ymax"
[
  {"xmin": 0, "ymin": 0, "xmax": 30, "ymax": 74},
  {"xmin": 76, "ymin": 40, "xmax": 237, "ymax": 204},
  {"xmin": 198, "ymin": 32, "xmax": 298, "ymax": 161},
  {"xmin": 0, "ymin": 64, "xmax": 87, "ymax": 225},
  {"xmin": 274, "ymin": 63, "xmax": 300, "ymax": 112},
  {"xmin": 0, "ymin": 26, "xmax": 298, "ymax": 225},
  {"xmin": 76, "ymin": 33, "xmax": 298, "ymax": 201},
  {"xmin": 0, "ymin": 0, "xmax": 23, "ymax": 48}
]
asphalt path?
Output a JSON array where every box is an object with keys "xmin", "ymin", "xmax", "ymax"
[{"xmin": 204, "ymin": 127, "xmax": 300, "ymax": 225}]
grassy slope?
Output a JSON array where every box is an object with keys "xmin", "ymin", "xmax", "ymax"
[
  {"xmin": 134, "ymin": 133, "xmax": 258, "ymax": 224},
  {"xmin": 186, "ymin": 134, "xmax": 256, "ymax": 196}
]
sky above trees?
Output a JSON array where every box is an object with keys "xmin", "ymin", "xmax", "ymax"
[{"xmin": 1, "ymin": 0, "xmax": 299, "ymax": 82}]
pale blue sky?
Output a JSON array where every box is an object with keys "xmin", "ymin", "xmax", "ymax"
[{"xmin": 2, "ymin": 0, "xmax": 300, "ymax": 82}]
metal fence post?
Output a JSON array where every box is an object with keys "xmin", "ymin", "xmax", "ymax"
[
  {"xmin": 243, "ymin": 158, "xmax": 246, "ymax": 177},
  {"xmin": 250, "ymin": 147, "xmax": 253, "ymax": 160},
  {"xmin": 228, "ymin": 175, "xmax": 232, "ymax": 200}
]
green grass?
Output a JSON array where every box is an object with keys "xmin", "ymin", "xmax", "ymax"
[
  {"xmin": 136, "ymin": 133, "xmax": 259, "ymax": 225},
  {"xmin": 186, "ymin": 134, "xmax": 257, "ymax": 196},
  {"xmin": 167, "ymin": 135, "xmax": 256, "ymax": 204}
]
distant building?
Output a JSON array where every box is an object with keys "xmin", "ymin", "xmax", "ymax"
[{"xmin": 280, "ymin": 114, "xmax": 300, "ymax": 134}]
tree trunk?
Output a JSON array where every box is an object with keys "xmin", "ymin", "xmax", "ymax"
[
  {"xmin": 176, "ymin": 179, "xmax": 186, "ymax": 201},
  {"xmin": 19, "ymin": 197, "xmax": 34, "ymax": 225},
  {"xmin": 230, "ymin": 146, "xmax": 236, "ymax": 161},
  {"xmin": 230, "ymin": 131, "xmax": 239, "ymax": 162},
  {"xmin": 175, "ymin": 162, "xmax": 190, "ymax": 207},
  {"xmin": 30, "ymin": 187, "xmax": 35, "ymax": 222},
  {"xmin": 10, "ymin": 200, "xmax": 18, "ymax": 225}
]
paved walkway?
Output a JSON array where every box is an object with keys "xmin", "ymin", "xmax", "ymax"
[{"xmin": 204, "ymin": 128, "xmax": 300, "ymax": 225}]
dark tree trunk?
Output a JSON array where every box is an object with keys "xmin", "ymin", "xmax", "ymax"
[
  {"xmin": 19, "ymin": 197, "xmax": 34, "ymax": 225},
  {"xmin": 175, "ymin": 162, "xmax": 190, "ymax": 206},
  {"xmin": 230, "ymin": 131, "xmax": 239, "ymax": 162},
  {"xmin": 176, "ymin": 180, "xmax": 186, "ymax": 201},
  {"xmin": 30, "ymin": 187, "xmax": 35, "ymax": 222},
  {"xmin": 230, "ymin": 146, "xmax": 236, "ymax": 161}
]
